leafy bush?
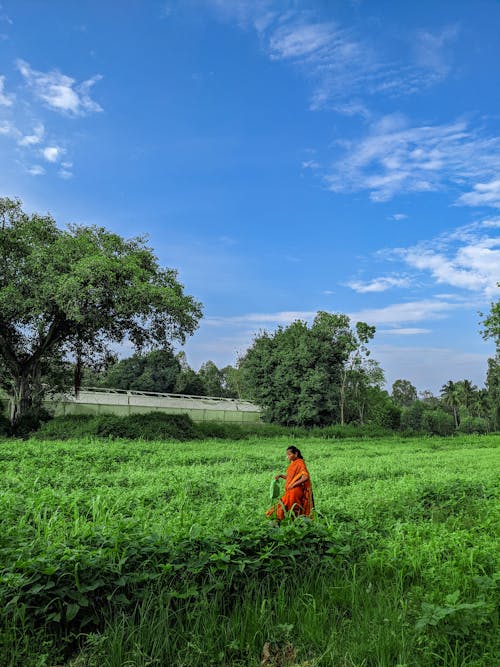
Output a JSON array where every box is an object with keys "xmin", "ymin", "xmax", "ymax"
[
  {"xmin": 0, "ymin": 412, "xmax": 10, "ymax": 436},
  {"xmin": 36, "ymin": 412, "xmax": 199, "ymax": 441},
  {"xmin": 421, "ymin": 409, "xmax": 455, "ymax": 436},
  {"xmin": 458, "ymin": 416, "xmax": 489, "ymax": 434},
  {"xmin": 400, "ymin": 401, "xmax": 425, "ymax": 433},
  {"xmin": 11, "ymin": 406, "xmax": 52, "ymax": 437}
]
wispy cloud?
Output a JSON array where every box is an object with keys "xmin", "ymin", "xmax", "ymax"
[
  {"xmin": 18, "ymin": 122, "xmax": 44, "ymax": 146},
  {"xmin": 346, "ymin": 275, "xmax": 412, "ymax": 293},
  {"xmin": 26, "ymin": 164, "xmax": 45, "ymax": 176},
  {"xmin": 204, "ymin": 3, "xmax": 458, "ymax": 110},
  {"xmin": 378, "ymin": 328, "xmax": 431, "ymax": 335},
  {"xmin": 457, "ymin": 179, "xmax": 500, "ymax": 209},
  {"xmin": 325, "ymin": 115, "xmax": 500, "ymax": 203},
  {"xmin": 349, "ymin": 298, "xmax": 461, "ymax": 326},
  {"xmin": 413, "ymin": 24, "xmax": 459, "ymax": 76},
  {"xmin": 389, "ymin": 213, "xmax": 408, "ymax": 221},
  {"xmin": 16, "ymin": 59, "xmax": 102, "ymax": 116},
  {"xmin": 205, "ymin": 310, "xmax": 316, "ymax": 327},
  {"xmin": 0, "ymin": 75, "xmax": 13, "ymax": 106},
  {"xmin": 375, "ymin": 219, "xmax": 500, "ymax": 297}
]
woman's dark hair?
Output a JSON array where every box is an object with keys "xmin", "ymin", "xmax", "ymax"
[{"xmin": 287, "ymin": 446, "xmax": 303, "ymax": 459}]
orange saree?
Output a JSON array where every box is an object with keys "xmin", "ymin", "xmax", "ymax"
[{"xmin": 266, "ymin": 458, "xmax": 313, "ymax": 521}]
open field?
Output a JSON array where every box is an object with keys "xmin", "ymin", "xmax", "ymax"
[{"xmin": 0, "ymin": 434, "xmax": 499, "ymax": 666}]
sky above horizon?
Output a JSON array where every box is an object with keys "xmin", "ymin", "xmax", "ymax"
[{"xmin": 1, "ymin": 0, "xmax": 499, "ymax": 394}]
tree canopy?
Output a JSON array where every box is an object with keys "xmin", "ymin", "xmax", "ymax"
[
  {"xmin": 239, "ymin": 311, "xmax": 378, "ymax": 427},
  {"xmin": 0, "ymin": 197, "xmax": 202, "ymax": 424}
]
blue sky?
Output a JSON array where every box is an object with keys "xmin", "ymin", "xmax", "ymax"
[{"xmin": 1, "ymin": 0, "xmax": 499, "ymax": 394}]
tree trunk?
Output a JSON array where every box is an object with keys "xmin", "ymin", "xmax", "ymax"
[{"xmin": 10, "ymin": 372, "xmax": 35, "ymax": 425}]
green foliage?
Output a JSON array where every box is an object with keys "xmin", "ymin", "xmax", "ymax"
[
  {"xmin": 400, "ymin": 400, "xmax": 425, "ymax": 432},
  {"xmin": 421, "ymin": 408, "xmax": 455, "ymax": 436},
  {"xmin": 0, "ymin": 197, "xmax": 202, "ymax": 424},
  {"xmin": 0, "ymin": 434, "xmax": 498, "ymax": 666},
  {"xmin": 391, "ymin": 378, "xmax": 418, "ymax": 407},
  {"xmin": 99, "ymin": 349, "xmax": 181, "ymax": 393},
  {"xmin": 458, "ymin": 415, "xmax": 489, "ymax": 434},
  {"xmin": 36, "ymin": 412, "xmax": 199, "ymax": 441},
  {"xmin": 239, "ymin": 311, "xmax": 378, "ymax": 427}
]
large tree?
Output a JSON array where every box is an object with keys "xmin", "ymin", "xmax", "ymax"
[
  {"xmin": 239, "ymin": 311, "xmax": 378, "ymax": 427},
  {"xmin": 0, "ymin": 197, "xmax": 202, "ymax": 424},
  {"xmin": 391, "ymin": 379, "xmax": 418, "ymax": 407}
]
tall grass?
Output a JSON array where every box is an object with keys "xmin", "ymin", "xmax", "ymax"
[{"xmin": 0, "ymin": 434, "xmax": 498, "ymax": 666}]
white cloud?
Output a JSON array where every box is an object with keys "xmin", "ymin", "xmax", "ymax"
[
  {"xmin": 17, "ymin": 59, "xmax": 102, "ymax": 116},
  {"xmin": 349, "ymin": 299, "xmax": 460, "ymax": 326},
  {"xmin": 325, "ymin": 115, "xmax": 500, "ymax": 203},
  {"xmin": 0, "ymin": 75, "xmax": 13, "ymax": 106},
  {"xmin": 378, "ymin": 328, "xmax": 431, "ymax": 335},
  {"xmin": 205, "ymin": 4, "xmax": 455, "ymax": 110},
  {"xmin": 58, "ymin": 168, "xmax": 73, "ymax": 179},
  {"xmin": 206, "ymin": 310, "xmax": 316, "ymax": 327},
  {"xmin": 413, "ymin": 24, "xmax": 459, "ymax": 75},
  {"xmin": 18, "ymin": 123, "xmax": 45, "ymax": 146},
  {"xmin": 0, "ymin": 119, "xmax": 17, "ymax": 137},
  {"xmin": 457, "ymin": 179, "xmax": 500, "ymax": 209},
  {"xmin": 42, "ymin": 145, "xmax": 63, "ymax": 162},
  {"xmin": 389, "ymin": 213, "xmax": 408, "ymax": 221},
  {"xmin": 26, "ymin": 165, "xmax": 45, "ymax": 176},
  {"xmin": 346, "ymin": 275, "xmax": 412, "ymax": 293},
  {"xmin": 390, "ymin": 222, "xmax": 500, "ymax": 297}
]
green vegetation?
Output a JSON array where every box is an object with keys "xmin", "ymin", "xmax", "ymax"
[
  {"xmin": 1, "ymin": 434, "xmax": 498, "ymax": 666},
  {"xmin": 0, "ymin": 197, "xmax": 202, "ymax": 427}
]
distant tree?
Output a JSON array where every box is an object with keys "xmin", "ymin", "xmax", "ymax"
[
  {"xmin": 482, "ymin": 286, "xmax": 500, "ymax": 346},
  {"xmin": 440, "ymin": 380, "xmax": 460, "ymax": 429},
  {"xmin": 346, "ymin": 358, "xmax": 385, "ymax": 424},
  {"xmin": 482, "ymin": 292, "xmax": 500, "ymax": 431},
  {"xmin": 174, "ymin": 352, "xmax": 206, "ymax": 396},
  {"xmin": 220, "ymin": 365, "xmax": 242, "ymax": 399},
  {"xmin": 419, "ymin": 390, "xmax": 440, "ymax": 409},
  {"xmin": 102, "ymin": 349, "xmax": 181, "ymax": 393},
  {"xmin": 239, "ymin": 311, "xmax": 378, "ymax": 427},
  {"xmin": 391, "ymin": 379, "xmax": 418, "ymax": 407},
  {"xmin": 338, "ymin": 321, "xmax": 376, "ymax": 425},
  {"xmin": 198, "ymin": 360, "xmax": 225, "ymax": 397},
  {"xmin": 485, "ymin": 356, "xmax": 500, "ymax": 430},
  {"xmin": 0, "ymin": 197, "xmax": 202, "ymax": 425},
  {"xmin": 455, "ymin": 379, "xmax": 478, "ymax": 415}
]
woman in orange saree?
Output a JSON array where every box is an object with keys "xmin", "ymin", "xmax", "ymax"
[{"xmin": 266, "ymin": 446, "xmax": 313, "ymax": 521}]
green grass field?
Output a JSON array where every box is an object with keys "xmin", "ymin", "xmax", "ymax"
[{"xmin": 0, "ymin": 434, "xmax": 498, "ymax": 666}]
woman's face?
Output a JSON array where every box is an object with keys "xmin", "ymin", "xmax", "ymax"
[{"xmin": 286, "ymin": 449, "xmax": 297, "ymax": 461}]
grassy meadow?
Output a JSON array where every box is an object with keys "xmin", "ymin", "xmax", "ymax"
[{"xmin": 0, "ymin": 434, "xmax": 498, "ymax": 666}]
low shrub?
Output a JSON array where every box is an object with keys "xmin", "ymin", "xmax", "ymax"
[
  {"xmin": 36, "ymin": 412, "xmax": 199, "ymax": 441},
  {"xmin": 11, "ymin": 406, "xmax": 52, "ymax": 437},
  {"xmin": 458, "ymin": 416, "xmax": 489, "ymax": 434},
  {"xmin": 0, "ymin": 412, "xmax": 10, "ymax": 436},
  {"xmin": 421, "ymin": 409, "xmax": 455, "ymax": 436}
]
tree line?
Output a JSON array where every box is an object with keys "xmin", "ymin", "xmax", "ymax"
[{"xmin": 1, "ymin": 197, "xmax": 499, "ymax": 434}]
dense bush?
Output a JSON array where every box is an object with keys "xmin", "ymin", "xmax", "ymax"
[
  {"xmin": 458, "ymin": 416, "xmax": 489, "ymax": 434},
  {"xmin": 0, "ymin": 412, "xmax": 10, "ymax": 436},
  {"xmin": 11, "ymin": 406, "xmax": 51, "ymax": 437},
  {"xmin": 37, "ymin": 412, "xmax": 199, "ymax": 441},
  {"xmin": 421, "ymin": 409, "xmax": 455, "ymax": 436},
  {"xmin": 400, "ymin": 401, "xmax": 425, "ymax": 433}
]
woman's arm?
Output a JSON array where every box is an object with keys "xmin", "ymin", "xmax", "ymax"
[
  {"xmin": 288, "ymin": 473, "xmax": 308, "ymax": 489},
  {"xmin": 274, "ymin": 474, "xmax": 286, "ymax": 480}
]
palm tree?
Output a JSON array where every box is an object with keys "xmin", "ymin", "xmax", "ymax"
[{"xmin": 440, "ymin": 380, "xmax": 460, "ymax": 429}]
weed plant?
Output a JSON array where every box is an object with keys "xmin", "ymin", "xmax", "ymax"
[{"xmin": 0, "ymin": 434, "xmax": 498, "ymax": 666}]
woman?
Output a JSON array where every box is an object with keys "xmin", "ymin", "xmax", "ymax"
[{"xmin": 266, "ymin": 446, "xmax": 313, "ymax": 521}]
